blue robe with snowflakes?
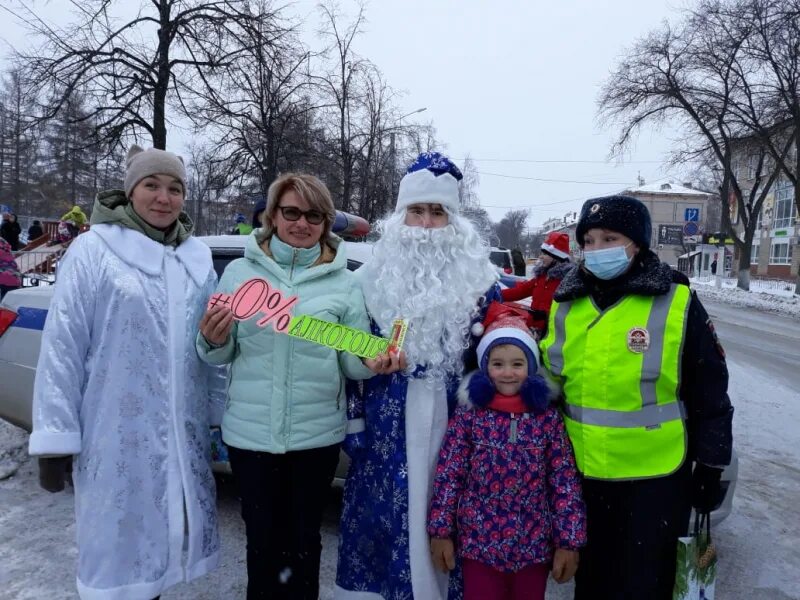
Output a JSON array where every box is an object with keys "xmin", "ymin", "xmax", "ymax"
[{"xmin": 335, "ymin": 286, "xmax": 500, "ymax": 600}]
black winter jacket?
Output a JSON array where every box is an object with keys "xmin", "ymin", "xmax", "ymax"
[
  {"xmin": 0, "ymin": 219, "xmax": 21, "ymax": 251},
  {"xmin": 554, "ymin": 250, "xmax": 734, "ymax": 468}
]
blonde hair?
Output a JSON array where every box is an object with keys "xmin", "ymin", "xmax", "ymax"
[{"xmin": 264, "ymin": 173, "xmax": 336, "ymax": 240}]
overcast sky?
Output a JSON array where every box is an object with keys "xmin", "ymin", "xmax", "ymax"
[{"xmin": 1, "ymin": 0, "xmax": 692, "ymax": 227}]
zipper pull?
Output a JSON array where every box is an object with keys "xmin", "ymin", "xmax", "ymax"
[
  {"xmin": 290, "ymin": 248, "xmax": 299, "ymax": 279},
  {"xmin": 510, "ymin": 414, "xmax": 518, "ymax": 443}
]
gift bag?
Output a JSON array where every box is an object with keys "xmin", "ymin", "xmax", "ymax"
[
  {"xmin": 673, "ymin": 513, "xmax": 717, "ymax": 600},
  {"xmin": 210, "ymin": 426, "xmax": 229, "ymax": 464}
]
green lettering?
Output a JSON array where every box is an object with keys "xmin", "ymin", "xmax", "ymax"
[
  {"xmin": 363, "ymin": 337, "xmax": 388, "ymax": 358},
  {"xmin": 288, "ymin": 316, "xmax": 309, "ymax": 337},
  {"xmin": 313, "ymin": 322, "xmax": 332, "ymax": 343},
  {"xmin": 349, "ymin": 331, "xmax": 366, "ymax": 354},
  {"xmin": 305, "ymin": 318, "xmax": 323, "ymax": 341},
  {"xmin": 326, "ymin": 325, "xmax": 345, "ymax": 347},
  {"xmin": 336, "ymin": 328, "xmax": 354, "ymax": 351}
]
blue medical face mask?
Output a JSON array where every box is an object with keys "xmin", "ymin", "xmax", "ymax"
[{"xmin": 583, "ymin": 243, "xmax": 633, "ymax": 280}]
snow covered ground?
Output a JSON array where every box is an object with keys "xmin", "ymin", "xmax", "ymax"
[
  {"xmin": 691, "ymin": 276, "xmax": 800, "ymax": 318},
  {"xmin": 3, "ymin": 356, "xmax": 799, "ymax": 599},
  {"xmin": 2, "ymin": 298, "xmax": 799, "ymax": 599}
]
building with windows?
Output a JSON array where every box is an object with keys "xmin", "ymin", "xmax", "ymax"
[
  {"xmin": 535, "ymin": 183, "xmax": 718, "ymax": 269},
  {"xmin": 731, "ymin": 140, "xmax": 799, "ymax": 281},
  {"xmin": 621, "ymin": 181, "xmax": 718, "ymax": 268}
]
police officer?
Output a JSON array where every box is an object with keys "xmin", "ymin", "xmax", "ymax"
[{"xmin": 540, "ymin": 195, "xmax": 733, "ymax": 599}]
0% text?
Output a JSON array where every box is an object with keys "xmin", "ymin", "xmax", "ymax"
[{"xmin": 208, "ymin": 278, "xmax": 298, "ymax": 333}]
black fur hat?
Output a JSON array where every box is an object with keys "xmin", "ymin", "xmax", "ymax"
[{"xmin": 575, "ymin": 195, "xmax": 652, "ymax": 249}]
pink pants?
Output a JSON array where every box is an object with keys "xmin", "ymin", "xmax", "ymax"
[{"xmin": 463, "ymin": 558, "xmax": 549, "ymax": 600}]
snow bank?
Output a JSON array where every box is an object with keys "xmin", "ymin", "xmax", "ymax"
[
  {"xmin": 691, "ymin": 278, "xmax": 800, "ymax": 319},
  {"xmin": 0, "ymin": 419, "xmax": 27, "ymax": 480}
]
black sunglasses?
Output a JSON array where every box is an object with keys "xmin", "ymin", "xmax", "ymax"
[{"xmin": 277, "ymin": 206, "xmax": 325, "ymax": 225}]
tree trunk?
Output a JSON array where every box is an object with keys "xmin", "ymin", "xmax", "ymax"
[
  {"xmin": 153, "ymin": 1, "xmax": 171, "ymax": 150},
  {"xmin": 736, "ymin": 266, "xmax": 751, "ymax": 291}
]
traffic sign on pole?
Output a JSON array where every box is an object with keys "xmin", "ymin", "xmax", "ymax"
[
  {"xmin": 683, "ymin": 221, "xmax": 699, "ymax": 236},
  {"xmin": 684, "ymin": 208, "xmax": 700, "ymax": 222}
]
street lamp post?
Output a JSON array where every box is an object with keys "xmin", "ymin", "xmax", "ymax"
[{"xmin": 390, "ymin": 107, "xmax": 427, "ymax": 199}]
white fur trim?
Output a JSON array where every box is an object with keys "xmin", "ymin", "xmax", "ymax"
[
  {"xmin": 395, "ymin": 169, "xmax": 460, "ymax": 214},
  {"xmin": 476, "ymin": 327, "xmax": 540, "ymax": 367},
  {"xmin": 541, "ymin": 242, "xmax": 570, "ymax": 260},
  {"xmin": 90, "ymin": 224, "xmax": 211, "ymax": 287}
]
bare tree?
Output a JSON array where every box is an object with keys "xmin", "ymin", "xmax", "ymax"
[
  {"xmin": 458, "ymin": 155, "xmax": 480, "ymax": 209},
  {"xmin": 194, "ymin": 1, "xmax": 317, "ymax": 198},
  {"xmin": 732, "ymin": 0, "xmax": 800, "ymax": 292},
  {"xmin": 185, "ymin": 142, "xmax": 230, "ymax": 235},
  {"xmin": 494, "ymin": 209, "xmax": 530, "ymax": 249},
  {"xmin": 0, "ymin": 68, "xmax": 41, "ymax": 214},
  {"xmin": 12, "ymin": 0, "xmax": 256, "ymax": 150},
  {"xmin": 351, "ymin": 65, "xmax": 398, "ymax": 222},
  {"xmin": 461, "ymin": 205, "xmax": 494, "ymax": 243},
  {"xmin": 315, "ymin": 2, "xmax": 367, "ymax": 212},
  {"xmin": 598, "ymin": 6, "xmax": 783, "ymax": 289}
]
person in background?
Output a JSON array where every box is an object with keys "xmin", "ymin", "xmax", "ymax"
[
  {"xmin": 1, "ymin": 212, "xmax": 22, "ymax": 250},
  {"xmin": 0, "ymin": 238, "xmax": 22, "ymax": 298},
  {"xmin": 336, "ymin": 152, "xmax": 501, "ymax": 600},
  {"xmin": 510, "ymin": 247, "xmax": 526, "ymax": 276},
  {"xmin": 197, "ymin": 173, "xmax": 395, "ymax": 600},
  {"xmin": 59, "ymin": 205, "xmax": 88, "ymax": 240},
  {"xmin": 428, "ymin": 302, "xmax": 586, "ymax": 600},
  {"xmin": 539, "ymin": 195, "xmax": 733, "ymax": 599},
  {"xmin": 501, "ymin": 231, "xmax": 573, "ymax": 338},
  {"xmin": 231, "ymin": 212, "xmax": 253, "ymax": 235},
  {"xmin": 29, "ymin": 145, "xmax": 225, "ymax": 600},
  {"xmin": 252, "ymin": 198, "xmax": 266, "ymax": 230},
  {"xmin": 27, "ymin": 220, "xmax": 44, "ymax": 242},
  {"xmin": 60, "ymin": 205, "xmax": 88, "ymax": 227}
]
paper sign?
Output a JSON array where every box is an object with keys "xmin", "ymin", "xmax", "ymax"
[
  {"xmin": 208, "ymin": 278, "xmax": 298, "ymax": 332},
  {"xmin": 286, "ymin": 315, "xmax": 407, "ymax": 359}
]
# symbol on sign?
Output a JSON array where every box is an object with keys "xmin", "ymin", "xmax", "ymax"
[{"xmin": 208, "ymin": 293, "xmax": 232, "ymax": 309}]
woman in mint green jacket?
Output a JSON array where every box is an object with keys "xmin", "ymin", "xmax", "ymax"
[{"xmin": 197, "ymin": 173, "xmax": 391, "ymax": 600}]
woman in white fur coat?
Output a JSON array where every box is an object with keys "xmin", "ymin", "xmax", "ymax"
[{"xmin": 29, "ymin": 146, "xmax": 225, "ymax": 600}]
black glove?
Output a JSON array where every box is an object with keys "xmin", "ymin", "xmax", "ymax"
[
  {"xmin": 38, "ymin": 456, "xmax": 72, "ymax": 493},
  {"xmin": 691, "ymin": 463, "xmax": 723, "ymax": 512}
]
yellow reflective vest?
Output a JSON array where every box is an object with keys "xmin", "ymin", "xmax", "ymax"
[{"xmin": 540, "ymin": 283, "xmax": 691, "ymax": 480}]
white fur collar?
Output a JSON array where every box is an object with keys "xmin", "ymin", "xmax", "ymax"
[{"xmin": 90, "ymin": 223, "xmax": 211, "ymax": 287}]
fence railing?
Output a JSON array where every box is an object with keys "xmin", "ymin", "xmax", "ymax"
[
  {"xmin": 692, "ymin": 274, "xmax": 796, "ymax": 295},
  {"xmin": 12, "ymin": 246, "xmax": 66, "ymax": 287}
]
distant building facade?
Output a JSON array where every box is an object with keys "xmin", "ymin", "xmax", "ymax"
[
  {"xmin": 537, "ymin": 182, "xmax": 720, "ymax": 269},
  {"xmin": 622, "ymin": 182, "xmax": 718, "ymax": 267},
  {"xmin": 730, "ymin": 135, "xmax": 799, "ymax": 281}
]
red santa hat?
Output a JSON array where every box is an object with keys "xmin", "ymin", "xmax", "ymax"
[{"xmin": 540, "ymin": 231, "xmax": 571, "ymax": 260}]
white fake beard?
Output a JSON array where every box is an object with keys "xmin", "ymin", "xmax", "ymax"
[{"xmin": 360, "ymin": 212, "xmax": 498, "ymax": 381}]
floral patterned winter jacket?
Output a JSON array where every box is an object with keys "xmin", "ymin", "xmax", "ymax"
[{"xmin": 427, "ymin": 378, "xmax": 587, "ymax": 573}]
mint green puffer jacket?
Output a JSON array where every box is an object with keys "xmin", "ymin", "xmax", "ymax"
[{"xmin": 196, "ymin": 231, "xmax": 373, "ymax": 453}]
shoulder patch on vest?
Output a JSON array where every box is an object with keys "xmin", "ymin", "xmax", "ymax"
[{"xmin": 627, "ymin": 327, "xmax": 650, "ymax": 353}]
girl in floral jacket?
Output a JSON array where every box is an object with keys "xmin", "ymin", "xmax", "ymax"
[{"xmin": 428, "ymin": 302, "xmax": 586, "ymax": 600}]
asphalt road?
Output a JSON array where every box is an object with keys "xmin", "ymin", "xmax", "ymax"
[{"xmin": 702, "ymin": 298, "xmax": 800, "ymax": 389}]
